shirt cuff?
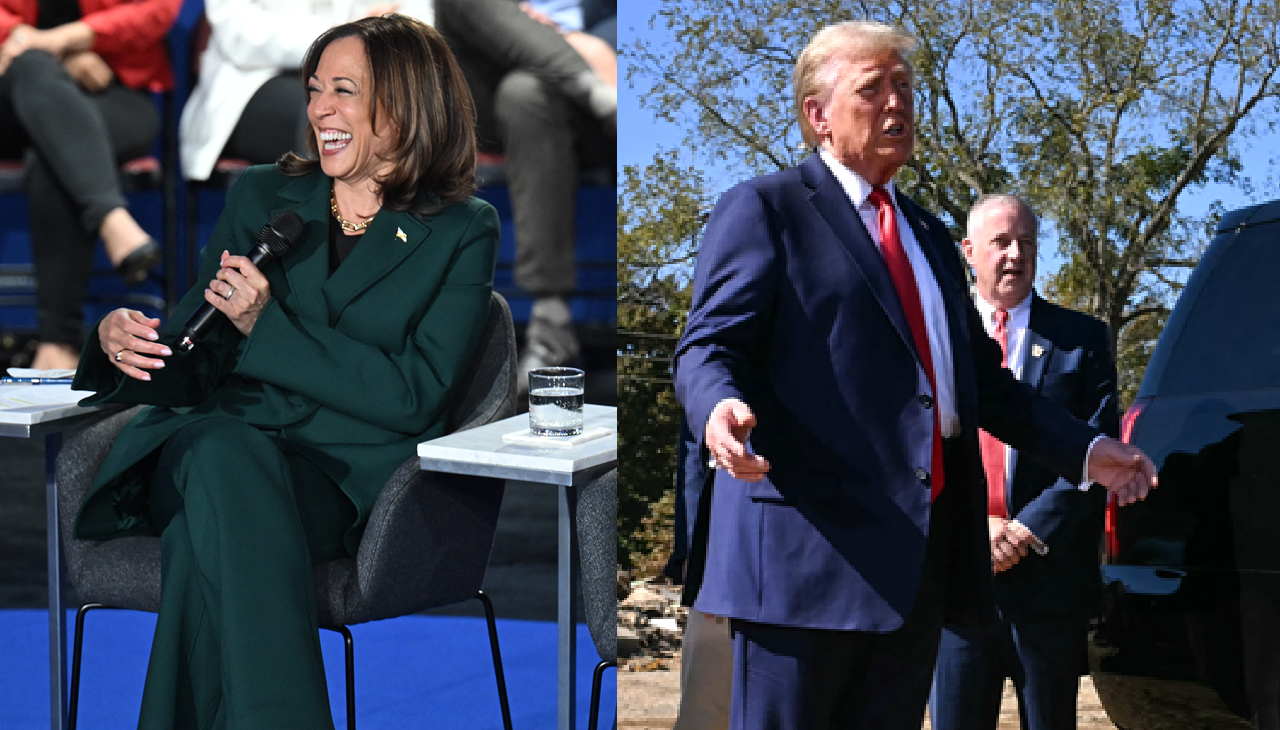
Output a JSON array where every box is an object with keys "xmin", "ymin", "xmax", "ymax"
[
  {"xmin": 1010, "ymin": 519, "xmax": 1049, "ymax": 556},
  {"xmin": 1078, "ymin": 433, "xmax": 1107, "ymax": 492}
]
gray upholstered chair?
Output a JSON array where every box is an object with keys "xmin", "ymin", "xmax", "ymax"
[
  {"xmin": 57, "ymin": 291, "xmax": 518, "ymax": 730},
  {"xmin": 576, "ymin": 467, "xmax": 617, "ymax": 730}
]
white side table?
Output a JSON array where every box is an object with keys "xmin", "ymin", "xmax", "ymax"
[
  {"xmin": 418, "ymin": 404, "xmax": 617, "ymax": 730},
  {"xmin": 0, "ymin": 386, "xmax": 111, "ymax": 730}
]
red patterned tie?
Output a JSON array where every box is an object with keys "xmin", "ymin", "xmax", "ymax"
[
  {"xmin": 867, "ymin": 187, "xmax": 944, "ymax": 500},
  {"xmin": 980, "ymin": 309, "xmax": 1010, "ymax": 517}
]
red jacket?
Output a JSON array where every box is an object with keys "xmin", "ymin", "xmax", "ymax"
[{"xmin": 0, "ymin": 0, "xmax": 181, "ymax": 92}]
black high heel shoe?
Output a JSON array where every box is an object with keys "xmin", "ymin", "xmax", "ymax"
[{"xmin": 115, "ymin": 238, "xmax": 161, "ymax": 286}]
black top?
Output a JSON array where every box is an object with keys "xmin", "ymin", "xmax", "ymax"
[
  {"xmin": 37, "ymin": 0, "xmax": 80, "ymax": 30},
  {"xmin": 327, "ymin": 214, "xmax": 362, "ymax": 274}
]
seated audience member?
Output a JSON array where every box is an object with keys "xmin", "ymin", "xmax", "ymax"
[
  {"xmin": 179, "ymin": 0, "xmax": 434, "ymax": 183},
  {"xmin": 0, "ymin": 0, "xmax": 181, "ymax": 370},
  {"xmin": 521, "ymin": 0, "xmax": 616, "ymax": 78},
  {"xmin": 435, "ymin": 0, "xmax": 616, "ymax": 393},
  {"xmin": 71, "ymin": 15, "xmax": 496, "ymax": 725},
  {"xmin": 579, "ymin": 0, "xmax": 616, "ymax": 48}
]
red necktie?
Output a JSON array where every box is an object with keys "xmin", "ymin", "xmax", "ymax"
[
  {"xmin": 867, "ymin": 187, "xmax": 943, "ymax": 500},
  {"xmin": 980, "ymin": 309, "xmax": 1010, "ymax": 517}
]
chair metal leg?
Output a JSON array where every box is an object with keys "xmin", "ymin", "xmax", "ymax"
[
  {"xmin": 473, "ymin": 590, "xmax": 513, "ymax": 730},
  {"xmin": 588, "ymin": 659, "xmax": 616, "ymax": 730},
  {"xmin": 323, "ymin": 625, "xmax": 356, "ymax": 730},
  {"xmin": 68, "ymin": 604, "xmax": 106, "ymax": 730}
]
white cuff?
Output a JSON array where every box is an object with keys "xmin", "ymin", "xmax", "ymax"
[{"xmin": 1078, "ymin": 434, "xmax": 1107, "ymax": 492}]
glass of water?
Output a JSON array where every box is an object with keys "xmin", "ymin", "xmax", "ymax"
[{"xmin": 528, "ymin": 367, "xmax": 585, "ymax": 436}]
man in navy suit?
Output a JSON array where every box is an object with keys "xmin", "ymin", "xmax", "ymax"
[
  {"xmin": 672, "ymin": 20, "xmax": 1155, "ymax": 730},
  {"xmin": 929, "ymin": 195, "xmax": 1116, "ymax": 730}
]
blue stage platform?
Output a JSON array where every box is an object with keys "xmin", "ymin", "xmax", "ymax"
[{"xmin": 2, "ymin": 608, "xmax": 615, "ymax": 729}]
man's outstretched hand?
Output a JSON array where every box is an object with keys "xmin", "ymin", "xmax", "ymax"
[
  {"xmin": 1087, "ymin": 437, "xmax": 1158, "ymax": 506},
  {"xmin": 705, "ymin": 399, "xmax": 771, "ymax": 481}
]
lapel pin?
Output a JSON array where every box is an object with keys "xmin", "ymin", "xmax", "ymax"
[
  {"xmin": 395, "ymin": 227, "xmax": 407, "ymax": 242},
  {"xmin": 1031, "ymin": 343, "xmax": 1045, "ymax": 358}
]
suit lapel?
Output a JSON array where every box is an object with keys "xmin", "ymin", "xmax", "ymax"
[
  {"xmin": 321, "ymin": 206, "xmax": 432, "ymax": 325},
  {"xmin": 269, "ymin": 173, "xmax": 331, "ymax": 325},
  {"xmin": 270, "ymin": 173, "xmax": 435, "ymax": 327},
  {"xmin": 1022, "ymin": 294, "xmax": 1055, "ymax": 392},
  {"xmin": 1008, "ymin": 293, "xmax": 1056, "ymax": 493},
  {"xmin": 898, "ymin": 192, "xmax": 979, "ymax": 421},
  {"xmin": 898, "ymin": 195, "xmax": 968, "ymax": 332},
  {"xmin": 801, "ymin": 155, "xmax": 920, "ymax": 364}
]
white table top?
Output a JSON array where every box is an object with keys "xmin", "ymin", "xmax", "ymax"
[
  {"xmin": 418, "ymin": 404, "xmax": 617, "ymax": 486},
  {"xmin": 0, "ymin": 384, "xmax": 102, "ymax": 437}
]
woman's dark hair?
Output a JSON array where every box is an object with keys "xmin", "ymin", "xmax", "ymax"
[{"xmin": 279, "ymin": 14, "xmax": 477, "ymax": 215}]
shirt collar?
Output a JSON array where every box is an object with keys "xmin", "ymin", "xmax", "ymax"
[
  {"xmin": 817, "ymin": 148, "xmax": 897, "ymax": 209},
  {"xmin": 973, "ymin": 288, "xmax": 1033, "ymax": 328}
]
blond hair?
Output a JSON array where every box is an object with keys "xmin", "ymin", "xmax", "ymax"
[{"xmin": 793, "ymin": 21, "xmax": 917, "ymax": 145}]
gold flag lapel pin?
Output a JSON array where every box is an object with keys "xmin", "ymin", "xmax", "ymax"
[{"xmin": 396, "ymin": 227, "xmax": 408, "ymax": 242}]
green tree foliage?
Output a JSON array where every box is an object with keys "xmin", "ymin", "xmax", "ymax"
[{"xmin": 617, "ymin": 152, "xmax": 709, "ymax": 572}]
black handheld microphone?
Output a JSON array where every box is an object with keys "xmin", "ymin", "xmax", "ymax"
[{"xmin": 177, "ymin": 210, "xmax": 306, "ymax": 352}]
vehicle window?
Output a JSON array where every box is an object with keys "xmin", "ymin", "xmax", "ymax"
[{"xmin": 1159, "ymin": 227, "xmax": 1280, "ymax": 395}]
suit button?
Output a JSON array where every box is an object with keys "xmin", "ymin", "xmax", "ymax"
[
  {"xmin": 919, "ymin": 394, "xmax": 934, "ymax": 409},
  {"xmin": 915, "ymin": 467, "xmax": 929, "ymax": 483}
]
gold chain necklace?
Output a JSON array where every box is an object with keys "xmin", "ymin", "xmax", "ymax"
[{"xmin": 330, "ymin": 189, "xmax": 376, "ymax": 232}]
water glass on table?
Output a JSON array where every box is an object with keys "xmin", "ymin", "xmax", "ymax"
[{"xmin": 528, "ymin": 367, "xmax": 585, "ymax": 436}]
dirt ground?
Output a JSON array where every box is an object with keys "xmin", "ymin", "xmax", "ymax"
[{"xmin": 617, "ymin": 654, "xmax": 1119, "ymax": 730}]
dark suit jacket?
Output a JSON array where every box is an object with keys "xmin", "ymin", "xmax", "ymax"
[
  {"xmin": 673, "ymin": 154, "xmax": 1099, "ymax": 633},
  {"xmin": 995, "ymin": 294, "xmax": 1117, "ymax": 619},
  {"xmin": 663, "ymin": 418, "xmax": 714, "ymax": 605},
  {"xmin": 71, "ymin": 166, "xmax": 499, "ymax": 555}
]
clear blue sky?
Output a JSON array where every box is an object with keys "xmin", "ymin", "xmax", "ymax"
[
  {"xmin": 618, "ymin": 2, "xmax": 683, "ymax": 178},
  {"xmin": 618, "ymin": 2, "xmax": 1278, "ymax": 225}
]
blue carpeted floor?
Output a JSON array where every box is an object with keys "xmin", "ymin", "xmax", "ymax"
[{"xmin": 1, "ymin": 609, "xmax": 615, "ymax": 729}]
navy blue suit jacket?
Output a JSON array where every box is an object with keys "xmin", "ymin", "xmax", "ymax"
[
  {"xmin": 995, "ymin": 294, "xmax": 1117, "ymax": 619},
  {"xmin": 663, "ymin": 417, "xmax": 713, "ymax": 605},
  {"xmin": 673, "ymin": 155, "xmax": 1099, "ymax": 633}
]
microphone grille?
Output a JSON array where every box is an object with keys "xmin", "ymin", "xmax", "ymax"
[{"xmin": 258, "ymin": 210, "xmax": 306, "ymax": 258}]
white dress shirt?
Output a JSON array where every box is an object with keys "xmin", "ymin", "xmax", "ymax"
[
  {"xmin": 973, "ymin": 290, "xmax": 1032, "ymax": 489},
  {"xmin": 972, "ymin": 290, "xmax": 1032, "ymax": 380},
  {"xmin": 818, "ymin": 149, "xmax": 960, "ymax": 438},
  {"xmin": 973, "ymin": 291, "xmax": 1051, "ymax": 551}
]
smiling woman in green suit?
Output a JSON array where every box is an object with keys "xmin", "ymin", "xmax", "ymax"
[{"xmin": 67, "ymin": 15, "xmax": 496, "ymax": 728}]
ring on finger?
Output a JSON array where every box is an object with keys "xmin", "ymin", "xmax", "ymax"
[
  {"xmin": 224, "ymin": 286, "xmax": 234, "ymax": 300},
  {"xmin": 115, "ymin": 349, "xmax": 127, "ymax": 363}
]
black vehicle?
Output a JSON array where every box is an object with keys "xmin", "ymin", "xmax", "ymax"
[{"xmin": 1090, "ymin": 200, "xmax": 1280, "ymax": 730}]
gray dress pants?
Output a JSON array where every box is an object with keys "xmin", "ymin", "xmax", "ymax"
[{"xmin": 436, "ymin": 0, "xmax": 613, "ymax": 297}]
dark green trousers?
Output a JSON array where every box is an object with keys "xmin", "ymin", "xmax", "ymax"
[{"xmin": 139, "ymin": 417, "xmax": 354, "ymax": 729}]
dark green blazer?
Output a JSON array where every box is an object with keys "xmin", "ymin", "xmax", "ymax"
[{"xmin": 71, "ymin": 166, "xmax": 499, "ymax": 554}]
